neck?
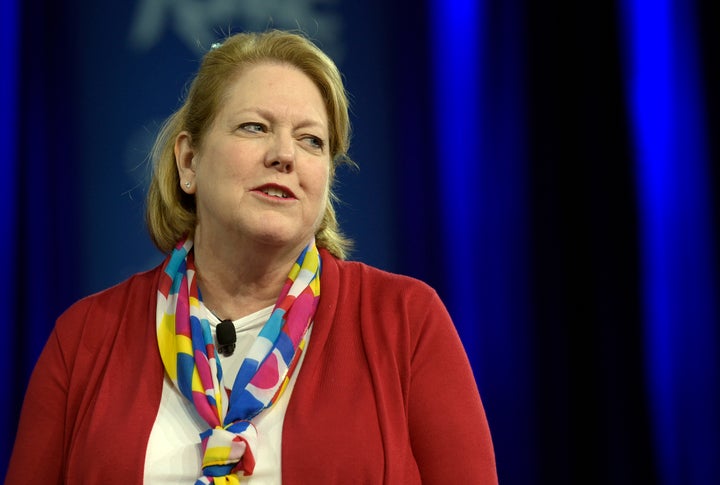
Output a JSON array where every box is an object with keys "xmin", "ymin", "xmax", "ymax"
[{"xmin": 191, "ymin": 229, "xmax": 310, "ymax": 321}]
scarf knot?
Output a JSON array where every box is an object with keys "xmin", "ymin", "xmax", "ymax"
[{"xmin": 199, "ymin": 421, "xmax": 258, "ymax": 478}]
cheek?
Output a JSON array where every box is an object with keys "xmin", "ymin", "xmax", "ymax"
[
  {"xmin": 317, "ymin": 169, "xmax": 331, "ymax": 204},
  {"xmin": 305, "ymin": 159, "xmax": 330, "ymax": 193},
  {"xmin": 310, "ymin": 167, "xmax": 331, "ymax": 222},
  {"xmin": 198, "ymin": 143, "xmax": 245, "ymax": 174}
]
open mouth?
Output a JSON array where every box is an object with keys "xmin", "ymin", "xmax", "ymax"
[
  {"xmin": 262, "ymin": 186, "xmax": 289, "ymax": 198},
  {"xmin": 255, "ymin": 184, "xmax": 295, "ymax": 199}
]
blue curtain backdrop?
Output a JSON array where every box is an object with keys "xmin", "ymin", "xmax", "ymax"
[
  {"xmin": 0, "ymin": 0, "xmax": 19, "ymax": 475},
  {"xmin": 3, "ymin": 0, "xmax": 719, "ymax": 483}
]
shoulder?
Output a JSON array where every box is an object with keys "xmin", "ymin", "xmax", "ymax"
[
  {"xmin": 60, "ymin": 264, "xmax": 163, "ymax": 320},
  {"xmin": 319, "ymin": 249, "xmax": 449, "ymax": 330},
  {"xmin": 323, "ymin": 251, "xmax": 440, "ymax": 304},
  {"xmin": 54, "ymin": 264, "xmax": 164, "ymax": 348}
]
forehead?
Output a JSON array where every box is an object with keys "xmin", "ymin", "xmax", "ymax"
[{"xmin": 218, "ymin": 62, "xmax": 327, "ymax": 120}]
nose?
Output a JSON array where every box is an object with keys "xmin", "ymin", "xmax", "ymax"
[{"xmin": 264, "ymin": 132, "xmax": 295, "ymax": 173}]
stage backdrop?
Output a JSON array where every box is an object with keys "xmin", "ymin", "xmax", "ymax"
[{"xmin": 2, "ymin": 0, "xmax": 719, "ymax": 484}]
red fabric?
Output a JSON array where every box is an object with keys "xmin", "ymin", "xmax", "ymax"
[{"xmin": 6, "ymin": 250, "xmax": 497, "ymax": 484}]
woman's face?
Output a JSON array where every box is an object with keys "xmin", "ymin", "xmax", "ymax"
[{"xmin": 177, "ymin": 62, "xmax": 331, "ymax": 252}]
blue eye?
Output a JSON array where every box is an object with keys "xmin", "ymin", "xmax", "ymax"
[
  {"xmin": 240, "ymin": 122, "xmax": 265, "ymax": 133},
  {"xmin": 304, "ymin": 135, "xmax": 325, "ymax": 150}
]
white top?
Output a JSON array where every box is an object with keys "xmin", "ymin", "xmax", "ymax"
[{"xmin": 143, "ymin": 305, "xmax": 310, "ymax": 484}]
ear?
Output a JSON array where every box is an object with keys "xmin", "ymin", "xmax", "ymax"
[{"xmin": 175, "ymin": 131, "xmax": 197, "ymax": 194}]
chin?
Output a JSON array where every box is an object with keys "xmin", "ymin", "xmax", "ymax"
[
  {"xmin": 251, "ymin": 229, "xmax": 309, "ymax": 249},
  {"xmin": 243, "ymin": 215, "xmax": 317, "ymax": 250}
]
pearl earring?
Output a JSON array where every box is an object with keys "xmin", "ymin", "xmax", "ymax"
[{"xmin": 185, "ymin": 181, "xmax": 191, "ymax": 188}]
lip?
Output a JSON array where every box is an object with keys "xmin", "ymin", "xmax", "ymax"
[{"xmin": 251, "ymin": 183, "xmax": 297, "ymax": 200}]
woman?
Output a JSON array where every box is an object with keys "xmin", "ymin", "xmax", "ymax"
[{"xmin": 6, "ymin": 30, "xmax": 497, "ymax": 483}]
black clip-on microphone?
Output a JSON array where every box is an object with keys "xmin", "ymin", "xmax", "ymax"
[{"xmin": 216, "ymin": 319, "xmax": 237, "ymax": 357}]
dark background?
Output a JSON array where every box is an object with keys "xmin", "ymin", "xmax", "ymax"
[{"xmin": 2, "ymin": 0, "xmax": 719, "ymax": 483}]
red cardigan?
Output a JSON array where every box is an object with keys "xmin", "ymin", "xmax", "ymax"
[{"xmin": 7, "ymin": 250, "xmax": 497, "ymax": 483}]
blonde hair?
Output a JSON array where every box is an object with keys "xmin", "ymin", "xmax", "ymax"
[{"xmin": 146, "ymin": 30, "xmax": 353, "ymax": 257}]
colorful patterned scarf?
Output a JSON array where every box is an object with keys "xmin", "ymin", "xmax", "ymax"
[{"xmin": 156, "ymin": 238, "xmax": 320, "ymax": 483}]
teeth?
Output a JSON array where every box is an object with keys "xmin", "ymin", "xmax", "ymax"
[{"xmin": 262, "ymin": 187, "xmax": 288, "ymax": 198}]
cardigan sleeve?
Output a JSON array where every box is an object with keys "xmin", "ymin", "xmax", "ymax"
[
  {"xmin": 6, "ymin": 325, "xmax": 72, "ymax": 483},
  {"xmin": 6, "ymin": 267, "xmax": 162, "ymax": 484},
  {"xmin": 406, "ymin": 290, "xmax": 498, "ymax": 484}
]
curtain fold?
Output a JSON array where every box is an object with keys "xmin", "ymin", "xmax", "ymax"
[
  {"xmin": 0, "ymin": 0, "xmax": 20, "ymax": 475},
  {"xmin": 621, "ymin": 0, "xmax": 720, "ymax": 482},
  {"xmin": 3, "ymin": 0, "xmax": 83, "ymax": 473}
]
